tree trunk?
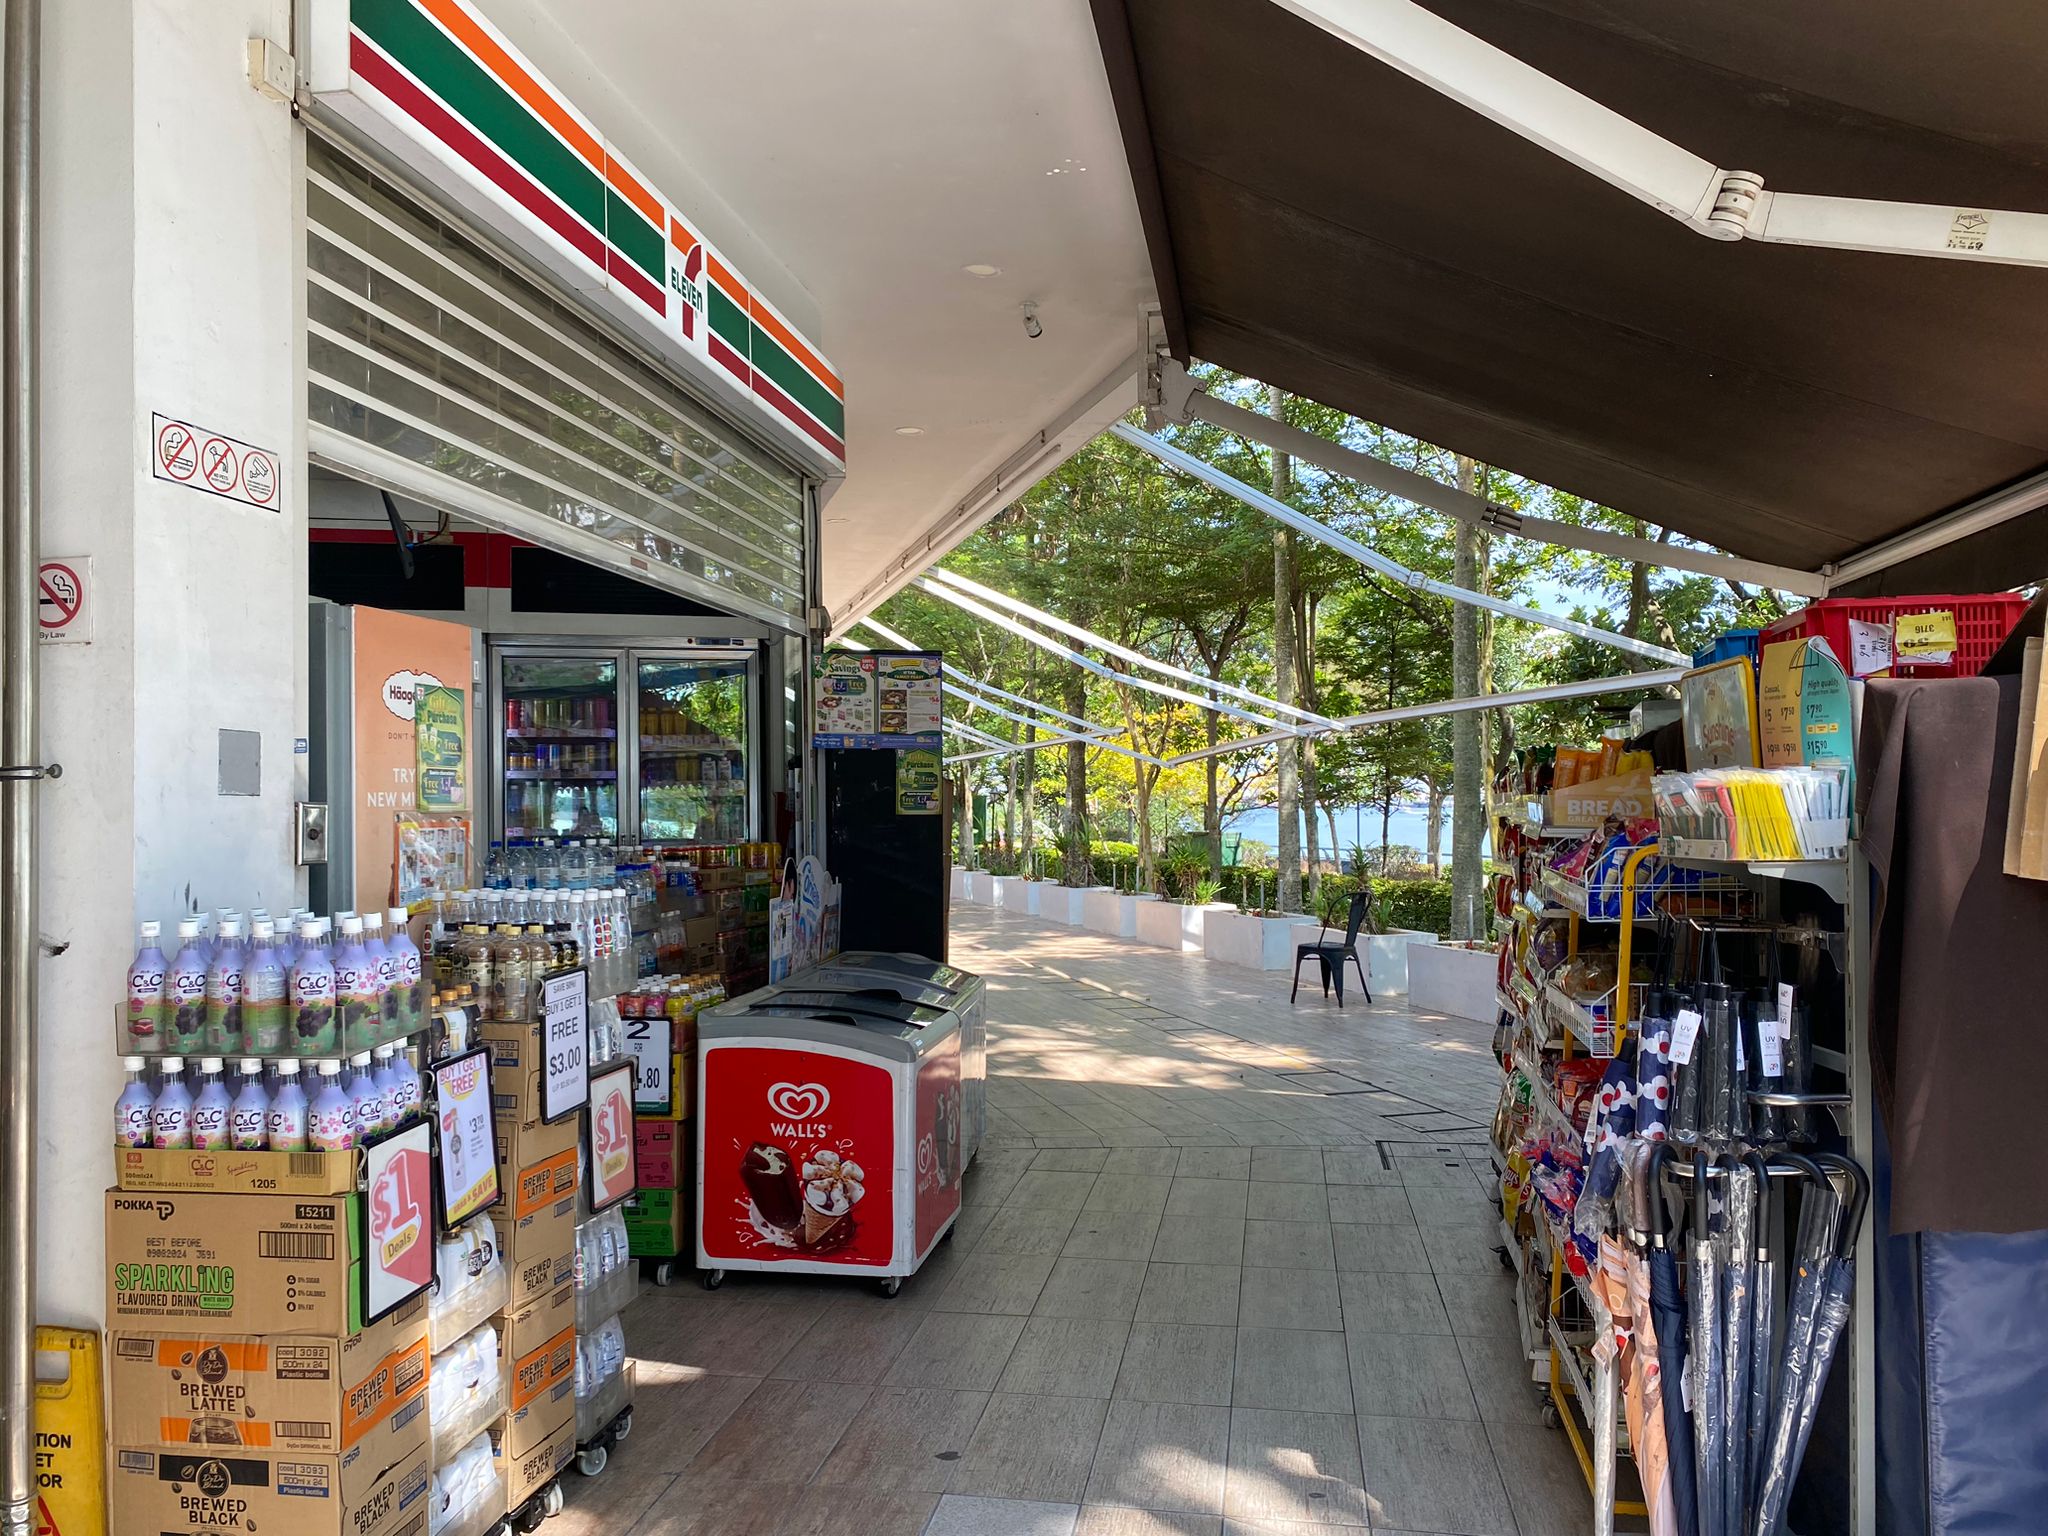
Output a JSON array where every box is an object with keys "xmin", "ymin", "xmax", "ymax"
[
  {"xmin": 1450, "ymin": 455, "xmax": 1491, "ymax": 940},
  {"xmin": 957, "ymin": 771, "xmax": 976, "ymax": 867},
  {"xmin": 1270, "ymin": 386, "xmax": 1302, "ymax": 914},
  {"xmin": 1425, "ymin": 779, "xmax": 1447, "ymax": 877},
  {"xmin": 1135, "ymin": 765, "xmax": 1157, "ymax": 891},
  {"xmin": 1379, "ymin": 787, "xmax": 1393, "ymax": 872},
  {"xmin": 1062, "ymin": 667, "xmax": 1093, "ymax": 886},
  {"xmin": 1204, "ymin": 709, "xmax": 1222, "ymax": 879},
  {"xmin": 1003, "ymin": 750, "xmax": 1017, "ymax": 859},
  {"xmin": 1297, "ymin": 592, "xmax": 1320, "ymax": 908},
  {"xmin": 1020, "ymin": 722, "xmax": 1038, "ymax": 877}
]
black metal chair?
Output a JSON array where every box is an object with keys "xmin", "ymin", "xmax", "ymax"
[{"xmin": 1291, "ymin": 889, "xmax": 1374, "ymax": 1007}]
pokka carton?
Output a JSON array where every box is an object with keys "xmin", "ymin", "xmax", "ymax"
[{"xmin": 105, "ymin": 1189, "xmax": 361, "ymax": 1335}]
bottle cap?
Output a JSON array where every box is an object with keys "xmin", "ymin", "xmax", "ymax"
[
  {"xmin": 253, "ymin": 920, "xmax": 274, "ymax": 939},
  {"xmin": 277, "ymin": 1059, "xmax": 300, "ymax": 1076},
  {"xmin": 140, "ymin": 921, "xmax": 161, "ymax": 939},
  {"xmin": 363, "ymin": 912, "xmax": 383, "ymax": 931},
  {"xmin": 199, "ymin": 1057, "xmax": 223, "ymax": 1072},
  {"xmin": 178, "ymin": 918, "xmax": 200, "ymax": 938},
  {"xmin": 336, "ymin": 911, "xmax": 356, "ymax": 923},
  {"xmin": 350, "ymin": 1052, "xmax": 371, "ymax": 1068},
  {"xmin": 299, "ymin": 919, "xmax": 321, "ymax": 940},
  {"xmin": 318, "ymin": 1060, "xmax": 341, "ymax": 1077},
  {"xmin": 341, "ymin": 917, "xmax": 363, "ymax": 937},
  {"xmin": 387, "ymin": 907, "xmax": 407, "ymax": 925},
  {"xmin": 374, "ymin": 1044, "xmax": 392, "ymax": 1062},
  {"xmin": 239, "ymin": 1059, "xmax": 262, "ymax": 1073},
  {"xmin": 161, "ymin": 1057, "xmax": 185, "ymax": 1071},
  {"xmin": 121, "ymin": 1056, "xmax": 145, "ymax": 1070},
  {"xmin": 221, "ymin": 920, "xmax": 242, "ymax": 938}
]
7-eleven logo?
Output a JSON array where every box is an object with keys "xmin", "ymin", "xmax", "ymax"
[{"xmin": 668, "ymin": 215, "xmax": 706, "ymax": 337}]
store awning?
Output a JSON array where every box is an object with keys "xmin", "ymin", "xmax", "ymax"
[{"xmin": 1090, "ymin": 0, "xmax": 2048, "ymax": 593}]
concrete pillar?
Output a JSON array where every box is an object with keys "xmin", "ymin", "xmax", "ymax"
[{"xmin": 36, "ymin": 0, "xmax": 303, "ymax": 1327}]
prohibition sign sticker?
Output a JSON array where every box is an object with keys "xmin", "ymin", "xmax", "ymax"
[
  {"xmin": 156, "ymin": 419, "xmax": 197, "ymax": 480},
  {"xmin": 241, "ymin": 449, "xmax": 276, "ymax": 505},
  {"xmin": 37, "ymin": 558, "xmax": 89, "ymax": 643},
  {"xmin": 200, "ymin": 437, "xmax": 239, "ymax": 494},
  {"xmin": 150, "ymin": 412, "xmax": 281, "ymax": 512}
]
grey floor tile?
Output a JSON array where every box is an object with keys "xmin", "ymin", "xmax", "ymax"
[
  {"xmin": 1231, "ymin": 1327, "xmax": 1353, "ymax": 1413},
  {"xmin": 1320, "ymin": 1147, "xmax": 1402, "ymax": 1185},
  {"xmin": 1403, "ymin": 1185, "xmax": 1495, "ymax": 1228},
  {"xmin": 885, "ymin": 1311, "xmax": 1029, "ymax": 1391},
  {"xmin": 1330, "ymin": 1224, "xmax": 1432, "ymax": 1274},
  {"xmin": 926, "ymin": 1494, "xmax": 1082, "ymax": 1536},
  {"xmin": 815, "ymin": 1384, "xmax": 991, "ymax": 1491},
  {"xmin": 999, "ymin": 1315, "xmax": 1132, "ymax": 1397},
  {"xmin": 1086, "ymin": 1174, "xmax": 1175, "ymax": 1216},
  {"xmin": 1419, "ymin": 1222, "xmax": 1513, "ymax": 1276},
  {"xmin": 1250, "ymin": 1147, "xmax": 1325, "ymax": 1184},
  {"xmin": 1178, "ymin": 1147, "xmax": 1253, "ymax": 1180},
  {"xmin": 936, "ymin": 1250, "xmax": 1060, "ymax": 1316},
  {"xmin": 613, "ymin": 1369, "xmax": 759, "ymax": 1471},
  {"xmin": 770, "ymin": 1297, "xmax": 929, "ymax": 1384},
  {"xmin": 1036, "ymin": 1256, "xmax": 1150, "ymax": 1320},
  {"xmin": 632, "ymin": 1299, "xmax": 820, "ymax": 1378},
  {"xmin": 1485, "ymin": 1418, "xmax": 1595, "ymax": 1536},
  {"xmin": 1012, "ymin": 1170, "xmax": 1103, "ymax": 1212},
  {"xmin": 1036, "ymin": 1148, "xmax": 1113, "ymax": 1172},
  {"xmin": 1223, "ymin": 1407, "xmax": 1371, "ymax": 1525},
  {"xmin": 1166, "ymin": 1177, "xmax": 1252, "ymax": 1219},
  {"xmin": 1246, "ymin": 1182, "xmax": 1329, "ymax": 1222},
  {"xmin": 1136, "ymin": 1263, "xmax": 1243, "ymax": 1327},
  {"xmin": 1075, "ymin": 1508, "xmax": 1224, "ymax": 1535},
  {"xmin": 682, "ymin": 1377, "xmax": 872, "ymax": 1481},
  {"xmin": 979, "ymin": 1206, "xmax": 1084, "ymax": 1257},
  {"xmin": 1237, "ymin": 1268, "xmax": 1342, "ymax": 1332},
  {"xmin": 1337, "ymin": 1271, "xmax": 1450, "ymax": 1334},
  {"xmin": 1065, "ymin": 1211, "xmax": 1164, "ymax": 1262},
  {"xmin": 1455, "ymin": 1332, "xmax": 1546, "ymax": 1425},
  {"xmin": 1355, "ymin": 1415, "xmax": 1515, "ymax": 1536},
  {"xmin": 1219, "ymin": 1522, "xmax": 1369, "ymax": 1535},
  {"xmin": 1325, "ymin": 1185, "xmax": 1414, "ymax": 1225},
  {"xmin": 1150, "ymin": 1216, "xmax": 1247, "ymax": 1267},
  {"xmin": 1104, "ymin": 1147, "xmax": 1182, "ymax": 1177},
  {"xmin": 951, "ymin": 1392, "xmax": 1110, "ymax": 1503},
  {"xmin": 632, "ymin": 1476, "xmax": 798, "ymax": 1534},
  {"xmin": 1243, "ymin": 1220, "xmax": 1335, "ymax": 1270},
  {"xmin": 1345, "ymin": 1330, "xmax": 1479, "ymax": 1420},
  {"xmin": 1431, "ymin": 1272, "xmax": 1520, "ymax": 1340},
  {"xmin": 783, "ymin": 1487, "xmax": 942, "ymax": 1536},
  {"xmin": 1083, "ymin": 1399, "xmax": 1231, "ymax": 1514},
  {"xmin": 1113, "ymin": 1322, "xmax": 1239, "ymax": 1405},
  {"xmin": 554, "ymin": 1464, "xmax": 673, "ymax": 1535}
]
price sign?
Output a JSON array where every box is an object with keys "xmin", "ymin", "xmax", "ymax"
[
  {"xmin": 586, "ymin": 1060, "xmax": 639, "ymax": 1212},
  {"xmin": 362, "ymin": 1119, "xmax": 434, "ymax": 1322},
  {"xmin": 540, "ymin": 968, "xmax": 590, "ymax": 1123},
  {"xmin": 433, "ymin": 1048, "xmax": 500, "ymax": 1227},
  {"xmin": 1776, "ymin": 983, "xmax": 1797, "ymax": 1040},
  {"xmin": 622, "ymin": 1014, "xmax": 673, "ymax": 1113}
]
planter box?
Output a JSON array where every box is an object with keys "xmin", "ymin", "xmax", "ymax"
[
  {"xmin": 1135, "ymin": 899, "xmax": 1235, "ymax": 953},
  {"xmin": 1407, "ymin": 941, "xmax": 1499, "ymax": 1023},
  {"xmin": 956, "ymin": 869, "xmax": 977, "ymax": 905},
  {"xmin": 1205, "ymin": 909, "xmax": 1317, "ymax": 970},
  {"xmin": 1083, "ymin": 889, "xmax": 1156, "ymax": 938},
  {"xmin": 1284, "ymin": 924, "xmax": 1437, "ymax": 997},
  {"xmin": 1000, "ymin": 878, "xmax": 1040, "ymax": 917},
  {"xmin": 1040, "ymin": 885, "xmax": 1090, "ymax": 925},
  {"xmin": 982, "ymin": 875, "xmax": 1010, "ymax": 909},
  {"xmin": 951, "ymin": 867, "xmax": 968, "ymax": 903}
]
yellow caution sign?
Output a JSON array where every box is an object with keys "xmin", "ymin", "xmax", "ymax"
[{"xmin": 32, "ymin": 1327, "xmax": 104, "ymax": 1536}]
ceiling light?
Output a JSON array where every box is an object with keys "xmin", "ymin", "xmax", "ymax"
[
  {"xmin": 962, "ymin": 263, "xmax": 1001, "ymax": 277},
  {"xmin": 894, "ymin": 426, "xmax": 925, "ymax": 437}
]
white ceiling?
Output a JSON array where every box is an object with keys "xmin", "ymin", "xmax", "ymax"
[{"xmin": 484, "ymin": 0, "xmax": 1154, "ymax": 620}]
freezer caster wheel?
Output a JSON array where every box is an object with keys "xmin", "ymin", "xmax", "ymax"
[
  {"xmin": 648, "ymin": 1261, "xmax": 675, "ymax": 1287},
  {"xmin": 577, "ymin": 1444, "xmax": 608, "ymax": 1477},
  {"xmin": 876, "ymin": 1275, "xmax": 902, "ymax": 1298},
  {"xmin": 941, "ymin": 1223, "xmax": 957, "ymax": 1242},
  {"xmin": 514, "ymin": 1496, "xmax": 547, "ymax": 1534},
  {"xmin": 613, "ymin": 1409, "xmax": 633, "ymax": 1442},
  {"xmin": 701, "ymin": 1268, "xmax": 725, "ymax": 1291},
  {"xmin": 1541, "ymin": 1400, "xmax": 1562, "ymax": 1430},
  {"xmin": 543, "ymin": 1481, "xmax": 564, "ymax": 1518}
]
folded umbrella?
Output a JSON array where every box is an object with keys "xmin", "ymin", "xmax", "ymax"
[
  {"xmin": 1718, "ymin": 1156, "xmax": 1758, "ymax": 1536},
  {"xmin": 1742, "ymin": 1150, "xmax": 1777, "ymax": 1535},
  {"xmin": 1690, "ymin": 1151, "xmax": 1725, "ymax": 1536},
  {"xmin": 1645, "ymin": 1144, "xmax": 1700, "ymax": 1536}
]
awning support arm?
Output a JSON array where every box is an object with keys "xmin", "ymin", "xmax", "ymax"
[
  {"xmin": 1111, "ymin": 421, "xmax": 1689, "ymax": 665},
  {"xmin": 1160, "ymin": 361, "xmax": 1828, "ymax": 598}
]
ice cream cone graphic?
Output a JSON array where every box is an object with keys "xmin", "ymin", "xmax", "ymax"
[
  {"xmin": 802, "ymin": 1201, "xmax": 844, "ymax": 1246},
  {"xmin": 800, "ymin": 1150, "xmax": 864, "ymax": 1249}
]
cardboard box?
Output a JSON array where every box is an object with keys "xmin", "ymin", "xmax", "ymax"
[
  {"xmin": 633, "ymin": 1119, "xmax": 680, "ymax": 1187},
  {"xmin": 107, "ymin": 1190, "xmax": 360, "ymax": 1335},
  {"xmin": 497, "ymin": 1414, "xmax": 573, "ymax": 1510},
  {"xmin": 501, "ymin": 1282, "xmax": 575, "ymax": 1366},
  {"xmin": 624, "ymin": 1187, "xmax": 686, "ymax": 1260},
  {"xmin": 116, "ymin": 1147, "xmax": 357, "ymax": 1196},
  {"xmin": 492, "ymin": 1107, "xmax": 579, "ymax": 1198},
  {"xmin": 491, "ymin": 1137, "xmax": 576, "ymax": 1311},
  {"xmin": 500, "ymin": 1314, "xmax": 575, "ymax": 1458},
  {"xmin": 111, "ymin": 1382, "xmax": 429, "ymax": 1536},
  {"xmin": 481, "ymin": 1020, "xmax": 549, "ymax": 1128},
  {"xmin": 108, "ymin": 1302, "xmax": 427, "ymax": 1454}
]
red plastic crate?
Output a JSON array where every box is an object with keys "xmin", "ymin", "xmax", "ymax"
[{"xmin": 1762, "ymin": 594, "xmax": 2030, "ymax": 679}]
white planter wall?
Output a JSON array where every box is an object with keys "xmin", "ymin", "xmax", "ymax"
[
  {"xmin": 951, "ymin": 867, "xmax": 967, "ymax": 903},
  {"xmin": 1135, "ymin": 899, "xmax": 1234, "ymax": 953},
  {"xmin": 1407, "ymin": 942, "xmax": 1499, "ymax": 1023},
  {"xmin": 982, "ymin": 875, "xmax": 1009, "ymax": 909},
  {"xmin": 1041, "ymin": 885, "xmax": 1091, "ymax": 925},
  {"xmin": 1205, "ymin": 910, "xmax": 1316, "ymax": 970},
  {"xmin": 1000, "ymin": 878, "xmax": 1040, "ymax": 917},
  {"xmin": 1083, "ymin": 889, "xmax": 1155, "ymax": 938}
]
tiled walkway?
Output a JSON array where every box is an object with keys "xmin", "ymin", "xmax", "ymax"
[{"xmin": 558, "ymin": 907, "xmax": 1588, "ymax": 1535}]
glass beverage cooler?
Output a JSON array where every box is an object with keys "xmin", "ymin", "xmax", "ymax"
[{"xmin": 492, "ymin": 644, "xmax": 757, "ymax": 846}]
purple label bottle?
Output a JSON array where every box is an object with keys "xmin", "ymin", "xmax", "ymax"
[
  {"xmin": 289, "ymin": 920, "xmax": 336, "ymax": 1054},
  {"xmin": 115, "ymin": 1057, "xmax": 154, "ymax": 1148},
  {"xmin": 229, "ymin": 1059, "xmax": 270, "ymax": 1150},
  {"xmin": 126, "ymin": 923, "xmax": 170, "ymax": 1051},
  {"xmin": 189, "ymin": 1058, "xmax": 231, "ymax": 1150},
  {"xmin": 166, "ymin": 919, "xmax": 209, "ymax": 1053},
  {"xmin": 150, "ymin": 1058, "xmax": 192, "ymax": 1149},
  {"xmin": 267, "ymin": 1060, "xmax": 309, "ymax": 1152},
  {"xmin": 308, "ymin": 1060, "xmax": 355, "ymax": 1151}
]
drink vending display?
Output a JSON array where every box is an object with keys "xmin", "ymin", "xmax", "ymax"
[{"xmin": 695, "ymin": 967, "xmax": 985, "ymax": 1293}]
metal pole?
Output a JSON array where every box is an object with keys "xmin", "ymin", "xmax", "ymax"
[{"xmin": 0, "ymin": 1, "xmax": 37, "ymax": 1531}]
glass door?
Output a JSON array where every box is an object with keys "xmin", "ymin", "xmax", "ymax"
[
  {"xmin": 500, "ymin": 654, "xmax": 621, "ymax": 839},
  {"xmin": 635, "ymin": 653, "xmax": 752, "ymax": 844}
]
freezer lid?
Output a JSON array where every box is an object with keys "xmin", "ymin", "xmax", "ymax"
[
  {"xmin": 797, "ymin": 969, "xmax": 955, "ymax": 1009},
  {"xmin": 713, "ymin": 1002, "xmax": 955, "ymax": 1058},
  {"xmin": 829, "ymin": 951, "xmax": 976, "ymax": 992},
  {"xmin": 744, "ymin": 990, "xmax": 951, "ymax": 1028}
]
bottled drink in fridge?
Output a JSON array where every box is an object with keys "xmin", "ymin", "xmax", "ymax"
[
  {"xmin": 290, "ymin": 919, "xmax": 337, "ymax": 1055},
  {"xmin": 267, "ymin": 1059, "xmax": 309, "ymax": 1151},
  {"xmin": 242, "ymin": 919, "xmax": 288, "ymax": 1054},
  {"xmin": 150, "ymin": 1058, "xmax": 193, "ymax": 1149},
  {"xmin": 333, "ymin": 917, "xmax": 379, "ymax": 1050},
  {"xmin": 190, "ymin": 1058, "xmax": 232, "ymax": 1150},
  {"xmin": 126, "ymin": 922, "xmax": 170, "ymax": 1051},
  {"xmin": 230, "ymin": 1059, "xmax": 269, "ymax": 1150},
  {"xmin": 361, "ymin": 912, "xmax": 396, "ymax": 1042},
  {"xmin": 309, "ymin": 1060, "xmax": 355, "ymax": 1151},
  {"xmin": 204, "ymin": 919, "xmax": 246, "ymax": 1055},
  {"xmin": 115, "ymin": 1057, "xmax": 154, "ymax": 1147},
  {"xmin": 166, "ymin": 918, "xmax": 210, "ymax": 1054},
  {"xmin": 491, "ymin": 924, "xmax": 534, "ymax": 1021},
  {"xmin": 346, "ymin": 1051, "xmax": 387, "ymax": 1138},
  {"xmin": 385, "ymin": 907, "xmax": 425, "ymax": 1039}
]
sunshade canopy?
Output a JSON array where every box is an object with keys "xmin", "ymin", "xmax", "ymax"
[{"xmin": 1091, "ymin": 0, "xmax": 2048, "ymax": 592}]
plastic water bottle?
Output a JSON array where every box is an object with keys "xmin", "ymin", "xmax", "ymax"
[
  {"xmin": 309, "ymin": 1060, "xmax": 355, "ymax": 1150},
  {"xmin": 242, "ymin": 920, "xmax": 287, "ymax": 1055},
  {"xmin": 125, "ymin": 922, "xmax": 170, "ymax": 1052},
  {"xmin": 290, "ymin": 919, "xmax": 337, "ymax": 1054},
  {"xmin": 385, "ymin": 907, "xmax": 424, "ymax": 1039},
  {"xmin": 190, "ymin": 1058, "xmax": 232, "ymax": 1150},
  {"xmin": 346, "ymin": 1051, "xmax": 386, "ymax": 1138},
  {"xmin": 485, "ymin": 841, "xmax": 507, "ymax": 889},
  {"xmin": 361, "ymin": 911, "xmax": 398, "ymax": 1042},
  {"xmin": 267, "ymin": 1059, "xmax": 309, "ymax": 1151},
  {"xmin": 166, "ymin": 919, "xmax": 210, "ymax": 1053},
  {"xmin": 204, "ymin": 919, "xmax": 246, "ymax": 1055},
  {"xmin": 150, "ymin": 1058, "xmax": 193, "ymax": 1149},
  {"xmin": 391, "ymin": 1044, "xmax": 423, "ymax": 1124},
  {"xmin": 230, "ymin": 1059, "xmax": 269, "ymax": 1150},
  {"xmin": 115, "ymin": 1057, "xmax": 155, "ymax": 1147}
]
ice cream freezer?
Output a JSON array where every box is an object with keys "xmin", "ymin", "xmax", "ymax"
[{"xmin": 694, "ymin": 975, "xmax": 980, "ymax": 1294}]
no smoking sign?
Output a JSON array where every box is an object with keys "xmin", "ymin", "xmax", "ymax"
[
  {"xmin": 38, "ymin": 557, "xmax": 89, "ymax": 644},
  {"xmin": 150, "ymin": 411, "xmax": 280, "ymax": 512}
]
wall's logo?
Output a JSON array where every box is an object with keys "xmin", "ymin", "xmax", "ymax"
[
  {"xmin": 767, "ymin": 1082, "xmax": 829, "ymax": 1122},
  {"xmin": 380, "ymin": 670, "xmax": 444, "ymax": 721}
]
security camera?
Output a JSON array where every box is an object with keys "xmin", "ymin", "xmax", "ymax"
[{"xmin": 1021, "ymin": 303, "xmax": 1043, "ymax": 340}]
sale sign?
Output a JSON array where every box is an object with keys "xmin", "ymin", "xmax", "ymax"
[
  {"xmin": 587, "ymin": 1062, "xmax": 638, "ymax": 1212},
  {"xmin": 363, "ymin": 1120, "xmax": 434, "ymax": 1321},
  {"xmin": 434, "ymin": 1049, "xmax": 500, "ymax": 1227},
  {"xmin": 699, "ymin": 1044, "xmax": 895, "ymax": 1267}
]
